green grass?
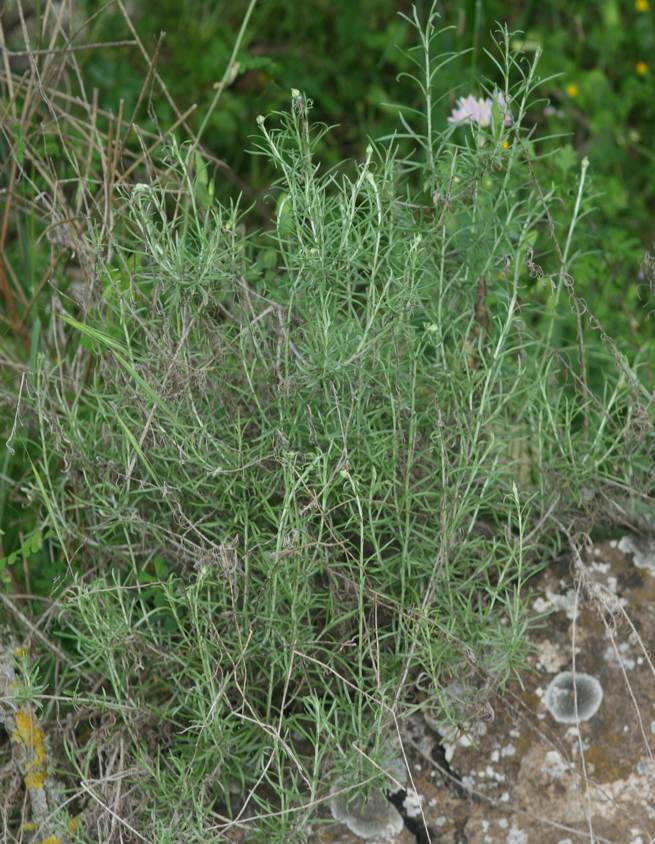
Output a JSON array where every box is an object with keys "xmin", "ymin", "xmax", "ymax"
[{"xmin": 1, "ymin": 4, "xmax": 654, "ymax": 841}]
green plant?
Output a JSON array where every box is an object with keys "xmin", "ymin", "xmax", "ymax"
[
  {"xmin": 18, "ymin": 18, "xmax": 653, "ymax": 842},
  {"xmin": 1, "ymin": 2, "xmax": 653, "ymax": 840}
]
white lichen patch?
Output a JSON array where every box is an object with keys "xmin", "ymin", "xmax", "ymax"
[
  {"xmin": 577, "ymin": 558, "xmax": 628, "ymax": 612},
  {"xmin": 604, "ymin": 641, "xmax": 636, "ymax": 671},
  {"xmin": 541, "ymin": 749, "xmax": 570, "ymax": 780},
  {"xmin": 563, "ymin": 726, "xmax": 592, "ymax": 758},
  {"xmin": 544, "ymin": 586, "xmax": 579, "ymax": 620},
  {"xmin": 619, "ymin": 534, "xmax": 655, "ymax": 575},
  {"xmin": 543, "ymin": 672, "xmax": 603, "ymax": 724},
  {"xmin": 329, "ymin": 788, "xmax": 404, "ymax": 839},
  {"xmin": 532, "ymin": 596, "xmax": 551, "ymax": 614},
  {"xmin": 537, "ymin": 638, "xmax": 569, "ymax": 673},
  {"xmin": 588, "ymin": 560, "xmax": 618, "ymax": 584},
  {"xmin": 506, "ymin": 826, "xmax": 528, "ymax": 843},
  {"xmin": 402, "ymin": 788, "xmax": 422, "ymax": 818},
  {"xmin": 606, "ymin": 575, "xmax": 623, "ymax": 598}
]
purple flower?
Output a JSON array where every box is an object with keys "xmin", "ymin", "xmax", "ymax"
[{"xmin": 448, "ymin": 90, "xmax": 512, "ymax": 128}]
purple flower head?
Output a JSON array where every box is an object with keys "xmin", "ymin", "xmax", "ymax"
[{"xmin": 448, "ymin": 90, "xmax": 512, "ymax": 128}]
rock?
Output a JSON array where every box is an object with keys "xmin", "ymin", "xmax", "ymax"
[
  {"xmin": 312, "ymin": 540, "xmax": 655, "ymax": 842},
  {"xmin": 329, "ymin": 789, "xmax": 404, "ymax": 840}
]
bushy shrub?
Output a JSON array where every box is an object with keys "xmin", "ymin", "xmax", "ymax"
[
  {"xmin": 19, "ymin": 18, "xmax": 653, "ymax": 840},
  {"xmin": 1, "ymin": 4, "xmax": 653, "ymax": 840}
]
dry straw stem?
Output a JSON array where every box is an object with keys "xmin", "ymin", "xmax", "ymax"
[
  {"xmin": 0, "ymin": 0, "xmax": 263, "ymax": 345},
  {"xmin": 0, "ymin": 638, "xmax": 77, "ymax": 843}
]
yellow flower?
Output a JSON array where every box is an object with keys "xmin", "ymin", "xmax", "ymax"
[
  {"xmin": 566, "ymin": 83, "xmax": 579, "ymax": 98},
  {"xmin": 636, "ymin": 61, "xmax": 649, "ymax": 76},
  {"xmin": 502, "ymin": 140, "xmax": 510, "ymax": 150},
  {"xmin": 636, "ymin": 0, "xmax": 649, "ymax": 11}
]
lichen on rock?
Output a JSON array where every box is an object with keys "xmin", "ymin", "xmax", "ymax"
[
  {"xmin": 0, "ymin": 637, "xmax": 76, "ymax": 843},
  {"xmin": 618, "ymin": 534, "xmax": 655, "ymax": 575},
  {"xmin": 543, "ymin": 671, "xmax": 603, "ymax": 724},
  {"xmin": 329, "ymin": 788, "xmax": 404, "ymax": 839}
]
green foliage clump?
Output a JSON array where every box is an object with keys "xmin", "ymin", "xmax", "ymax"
[
  {"xmin": 1, "ymin": 4, "xmax": 654, "ymax": 840},
  {"xmin": 19, "ymin": 23, "xmax": 652, "ymax": 839}
]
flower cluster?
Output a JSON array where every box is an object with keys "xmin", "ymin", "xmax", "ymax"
[{"xmin": 448, "ymin": 90, "xmax": 512, "ymax": 128}]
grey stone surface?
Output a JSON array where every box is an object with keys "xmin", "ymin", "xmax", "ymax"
[{"xmin": 312, "ymin": 538, "xmax": 655, "ymax": 843}]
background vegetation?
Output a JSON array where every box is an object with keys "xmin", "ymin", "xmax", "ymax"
[{"xmin": 79, "ymin": 0, "xmax": 655, "ymax": 347}]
